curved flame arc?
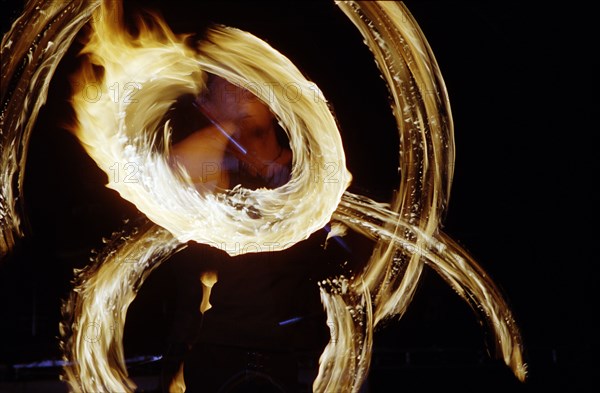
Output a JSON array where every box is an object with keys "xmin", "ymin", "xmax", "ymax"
[{"xmin": 0, "ymin": 2, "xmax": 526, "ymax": 392}]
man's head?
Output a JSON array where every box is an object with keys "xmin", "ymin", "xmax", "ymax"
[{"xmin": 199, "ymin": 74, "xmax": 274, "ymax": 135}]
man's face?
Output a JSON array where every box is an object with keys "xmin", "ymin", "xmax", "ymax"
[{"xmin": 205, "ymin": 76, "xmax": 274, "ymax": 135}]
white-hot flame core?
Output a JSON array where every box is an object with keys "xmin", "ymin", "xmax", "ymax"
[
  {"xmin": 0, "ymin": 1, "xmax": 527, "ymax": 393},
  {"xmin": 70, "ymin": 3, "xmax": 351, "ymax": 256}
]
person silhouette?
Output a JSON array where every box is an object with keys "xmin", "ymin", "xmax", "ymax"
[{"xmin": 163, "ymin": 74, "xmax": 353, "ymax": 393}]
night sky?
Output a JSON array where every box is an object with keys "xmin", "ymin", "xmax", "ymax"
[{"xmin": 0, "ymin": 2, "xmax": 596, "ymax": 392}]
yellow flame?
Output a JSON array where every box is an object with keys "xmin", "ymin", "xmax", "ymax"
[
  {"xmin": 59, "ymin": 219, "xmax": 183, "ymax": 393},
  {"xmin": 1, "ymin": 1, "xmax": 528, "ymax": 392},
  {"xmin": 69, "ymin": 1, "xmax": 351, "ymax": 257},
  {"xmin": 199, "ymin": 271, "xmax": 218, "ymax": 314},
  {"xmin": 169, "ymin": 363, "xmax": 186, "ymax": 393}
]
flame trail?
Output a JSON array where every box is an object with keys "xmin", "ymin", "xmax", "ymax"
[
  {"xmin": 60, "ymin": 218, "xmax": 184, "ymax": 392},
  {"xmin": 1, "ymin": 0, "xmax": 99, "ymax": 257},
  {"xmin": 69, "ymin": 1, "xmax": 351, "ymax": 255},
  {"xmin": 0, "ymin": 1, "xmax": 527, "ymax": 392}
]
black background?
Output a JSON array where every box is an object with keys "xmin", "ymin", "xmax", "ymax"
[{"xmin": 0, "ymin": 1, "xmax": 596, "ymax": 392}]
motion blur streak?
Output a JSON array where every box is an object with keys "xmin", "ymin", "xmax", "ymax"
[{"xmin": 0, "ymin": 1, "xmax": 526, "ymax": 392}]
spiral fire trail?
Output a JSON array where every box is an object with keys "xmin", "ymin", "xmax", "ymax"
[{"xmin": 1, "ymin": 1, "xmax": 526, "ymax": 392}]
